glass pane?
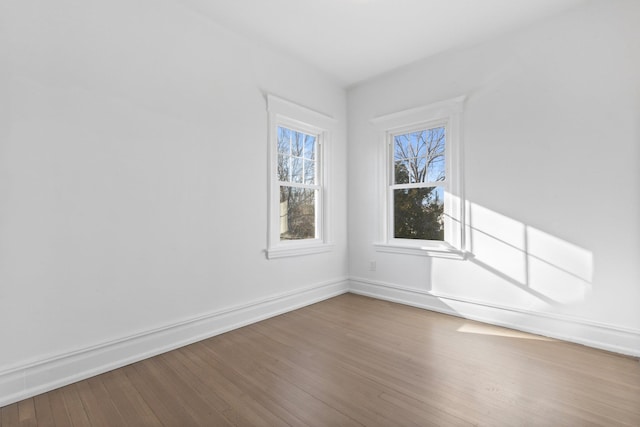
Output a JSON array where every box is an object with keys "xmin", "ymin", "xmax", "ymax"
[
  {"xmin": 394, "ymin": 159, "xmax": 413, "ymax": 184},
  {"xmin": 393, "ymin": 186, "xmax": 444, "ymax": 240},
  {"xmin": 277, "ymin": 126, "xmax": 290, "ymax": 156},
  {"xmin": 292, "ymin": 131, "xmax": 304, "ymax": 156},
  {"xmin": 277, "ymin": 154, "xmax": 289, "ymax": 181},
  {"xmin": 304, "ymin": 134, "xmax": 316, "ymax": 160},
  {"xmin": 304, "ymin": 159, "xmax": 315, "ymax": 184},
  {"xmin": 395, "ymin": 158, "xmax": 429, "ymax": 184},
  {"xmin": 394, "ymin": 127, "xmax": 445, "ymax": 184},
  {"xmin": 426, "ymin": 127, "xmax": 446, "ymax": 182},
  {"xmin": 291, "ymin": 157, "xmax": 303, "ymax": 183},
  {"xmin": 280, "ymin": 186, "xmax": 316, "ymax": 240},
  {"xmin": 394, "ymin": 133, "xmax": 414, "ymax": 160}
]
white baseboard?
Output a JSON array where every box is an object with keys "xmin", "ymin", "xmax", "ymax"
[
  {"xmin": 349, "ymin": 277, "xmax": 640, "ymax": 358},
  {"xmin": 2, "ymin": 275, "xmax": 637, "ymax": 408},
  {"xmin": 0, "ymin": 278, "xmax": 349, "ymax": 408}
]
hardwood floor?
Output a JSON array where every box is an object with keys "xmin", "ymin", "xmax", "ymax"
[{"xmin": 2, "ymin": 293, "xmax": 639, "ymax": 426}]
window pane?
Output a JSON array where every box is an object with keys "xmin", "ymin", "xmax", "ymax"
[
  {"xmin": 277, "ymin": 154, "xmax": 289, "ymax": 181},
  {"xmin": 394, "ymin": 158, "xmax": 426, "ymax": 184},
  {"xmin": 426, "ymin": 127, "xmax": 446, "ymax": 182},
  {"xmin": 291, "ymin": 157, "xmax": 303, "ymax": 183},
  {"xmin": 292, "ymin": 131, "xmax": 304, "ymax": 156},
  {"xmin": 394, "ymin": 132, "xmax": 420, "ymax": 160},
  {"xmin": 277, "ymin": 127, "xmax": 290, "ymax": 155},
  {"xmin": 304, "ymin": 134, "xmax": 316, "ymax": 160},
  {"xmin": 393, "ymin": 186, "xmax": 444, "ymax": 240},
  {"xmin": 394, "ymin": 127, "xmax": 445, "ymax": 184},
  {"xmin": 280, "ymin": 186, "xmax": 316, "ymax": 240},
  {"xmin": 304, "ymin": 159, "xmax": 315, "ymax": 184}
]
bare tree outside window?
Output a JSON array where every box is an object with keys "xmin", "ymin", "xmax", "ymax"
[{"xmin": 392, "ymin": 127, "xmax": 445, "ymax": 240}]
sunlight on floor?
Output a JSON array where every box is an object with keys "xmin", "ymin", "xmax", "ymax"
[{"xmin": 457, "ymin": 322, "xmax": 555, "ymax": 341}]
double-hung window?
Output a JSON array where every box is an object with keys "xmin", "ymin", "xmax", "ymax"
[
  {"xmin": 372, "ymin": 96, "xmax": 466, "ymax": 257},
  {"xmin": 277, "ymin": 126, "xmax": 320, "ymax": 241},
  {"xmin": 391, "ymin": 125, "xmax": 447, "ymax": 241},
  {"xmin": 266, "ymin": 94, "xmax": 334, "ymax": 259}
]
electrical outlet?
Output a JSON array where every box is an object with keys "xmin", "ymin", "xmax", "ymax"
[{"xmin": 369, "ymin": 261, "xmax": 376, "ymax": 271}]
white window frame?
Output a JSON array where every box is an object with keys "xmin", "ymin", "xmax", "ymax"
[
  {"xmin": 266, "ymin": 94, "xmax": 335, "ymax": 259},
  {"xmin": 371, "ymin": 96, "xmax": 466, "ymax": 258}
]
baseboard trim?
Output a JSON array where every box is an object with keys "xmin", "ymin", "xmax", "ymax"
[
  {"xmin": 0, "ymin": 278, "xmax": 349, "ymax": 407},
  {"xmin": 3, "ymin": 275, "xmax": 637, "ymax": 407},
  {"xmin": 349, "ymin": 277, "xmax": 640, "ymax": 357}
]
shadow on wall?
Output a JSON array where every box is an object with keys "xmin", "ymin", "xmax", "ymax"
[{"xmin": 464, "ymin": 202, "xmax": 593, "ymax": 306}]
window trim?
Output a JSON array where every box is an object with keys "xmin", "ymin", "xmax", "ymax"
[
  {"xmin": 370, "ymin": 96, "xmax": 467, "ymax": 258},
  {"xmin": 266, "ymin": 94, "xmax": 335, "ymax": 259}
]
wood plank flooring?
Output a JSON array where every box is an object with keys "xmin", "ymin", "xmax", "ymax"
[{"xmin": 2, "ymin": 293, "xmax": 639, "ymax": 426}]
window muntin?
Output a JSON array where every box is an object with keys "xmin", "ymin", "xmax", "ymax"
[
  {"xmin": 277, "ymin": 126, "xmax": 320, "ymax": 240},
  {"xmin": 390, "ymin": 125, "xmax": 447, "ymax": 241}
]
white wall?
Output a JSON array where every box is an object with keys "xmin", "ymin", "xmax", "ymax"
[
  {"xmin": 348, "ymin": 0, "xmax": 640, "ymax": 354},
  {"xmin": 0, "ymin": 0, "xmax": 348, "ymax": 403}
]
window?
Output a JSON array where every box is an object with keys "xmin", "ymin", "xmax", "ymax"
[
  {"xmin": 372, "ymin": 96, "xmax": 466, "ymax": 258},
  {"xmin": 277, "ymin": 126, "xmax": 319, "ymax": 241},
  {"xmin": 266, "ymin": 94, "xmax": 334, "ymax": 259},
  {"xmin": 391, "ymin": 126, "xmax": 446, "ymax": 241}
]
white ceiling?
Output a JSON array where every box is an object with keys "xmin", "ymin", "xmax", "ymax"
[{"xmin": 180, "ymin": 0, "xmax": 586, "ymax": 87}]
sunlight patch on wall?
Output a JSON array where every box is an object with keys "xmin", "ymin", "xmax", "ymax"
[
  {"xmin": 466, "ymin": 203, "xmax": 527, "ymax": 283},
  {"xmin": 466, "ymin": 202, "xmax": 593, "ymax": 305},
  {"xmin": 526, "ymin": 227, "xmax": 593, "ymax": 302}
]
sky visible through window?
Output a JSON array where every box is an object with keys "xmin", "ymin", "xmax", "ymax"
[{"xmin": 393, "ymin": 127, "xmax": 445, "ymax": 184}]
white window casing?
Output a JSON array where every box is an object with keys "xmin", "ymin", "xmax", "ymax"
[
  {"xmin": 371, "ymin": 96, "xmax": 467, "ymax": 258},
  {"xmin": 266, "ymin": 94, "xmax": 335, "ymax": 259}
]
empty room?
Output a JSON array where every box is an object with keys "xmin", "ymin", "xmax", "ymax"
[{"xmin": 1, "ymin": 0, "xmax": 639, "ymax": 425}]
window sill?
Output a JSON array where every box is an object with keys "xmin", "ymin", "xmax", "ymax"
[
  {"xmin": 266, "ymin": 243, "xmax": 334, "ymax": 259},
  {"xmin": 373, "ymin": 242, "xmax": 467, "ymax": 259}
]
